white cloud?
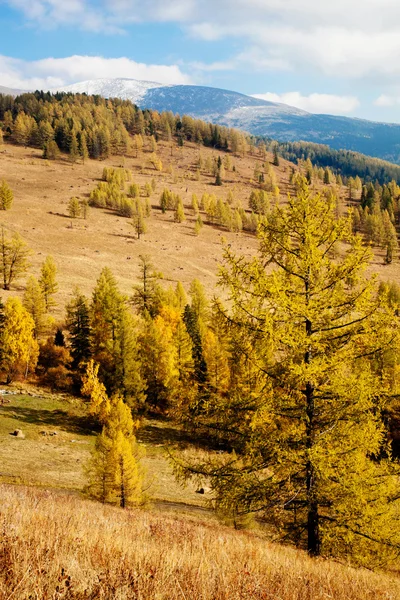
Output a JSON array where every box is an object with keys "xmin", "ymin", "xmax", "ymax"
[
  {"xmin": 374, "ymin": 95, "xmax": 398, "ymax": 107},
  {"xmin": 6, "ymin": 0, "xmax": 400, "ymax": 80},
  {"xmin": 252, "ymin": 92, "xmax": 360, "ymax": 115},
  {"xmin": 0, "ymin": 55, "xmax": 191, "ymax": 90}
]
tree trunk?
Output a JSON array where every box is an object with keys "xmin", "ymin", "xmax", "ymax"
[{"xmin": 305, "ymin": 274, "xmax": 321, "ymax": 556}]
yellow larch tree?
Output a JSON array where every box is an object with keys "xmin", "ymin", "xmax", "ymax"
[{"xmin": 176, "ymin": 181, "xmax": 400, "ymax": 566}]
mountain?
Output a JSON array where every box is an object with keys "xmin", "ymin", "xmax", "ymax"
[
  {"xmin": 52, "ymin": 79, "xmax": 400, "ymax": 164},
  {"xmin": 0, "ymin": 85, "xmax": 26, "ymax": 96},
  {"xmin": 4, "ymin": 77, "xmax": 400, "ymax": 163},
  {"xmin": 56, "ymin": 77, "xmax": 165, "ymax": 104}
]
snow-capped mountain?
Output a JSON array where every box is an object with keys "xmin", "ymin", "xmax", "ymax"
[
  {"xmin": 52, "ymin": 78, "xmax": 165, "ymax": 105},
  {"xmin": 2, "ymin": 77, "xmax": 400, "ymax": 163}
]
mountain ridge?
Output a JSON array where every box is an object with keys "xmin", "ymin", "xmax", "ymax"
[{"xmin": 2, "ymin": 77, "xmax": 400, "ymax": 163}]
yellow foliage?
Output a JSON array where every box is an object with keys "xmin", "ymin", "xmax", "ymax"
[{"xmin": 2, "ymin": 297, "xmax": 39, "ymax": 383}]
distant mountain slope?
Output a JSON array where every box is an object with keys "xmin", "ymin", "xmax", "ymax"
[
  {"xmin": 0, "ymin": 85, "xmax": 26, "ymax": 96},
  {"xmin": 56, "ymin": 77, "xmax": 164, "ymax": 104},
  {"xmin": 3, "ymin": 77, "xmax": 400, "ymax": 163}
]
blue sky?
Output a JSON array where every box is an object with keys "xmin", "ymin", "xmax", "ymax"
[{"xmin": 1, "ymin": 0, "xmax": 400, "ymax": 122}]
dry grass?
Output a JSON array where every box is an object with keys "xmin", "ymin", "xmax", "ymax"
[{"xmin": 0, "ymin": 484, "xmax": 399, "ymax": 599}]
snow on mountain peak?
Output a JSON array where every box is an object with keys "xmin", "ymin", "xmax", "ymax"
[{"xmin": 51, "ymin": 78, "xmax": 167, "ymax": 105}]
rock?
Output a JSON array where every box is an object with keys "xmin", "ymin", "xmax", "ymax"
[
  {"xmin": 196, "ymin": 486, "xmax": 211, "ymax": 494},
  {"xmin": 10, "ymin": 429, "xmax": 25, "ymax": 439}
]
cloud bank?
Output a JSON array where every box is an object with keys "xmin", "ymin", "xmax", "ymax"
[
  {"xmin": 5, "ymin": 0, "xmax": 400, "ymax": 81},
  {"xmin": 252, "ymin": 92, "xmax": 360, "ymax": 115},
  {"xmin": 0, "ymin": 55, "xmax": 191, "ymax": 90}
]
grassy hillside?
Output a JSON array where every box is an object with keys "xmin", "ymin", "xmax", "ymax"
[
  {"xmin": 1, "ymin": 483, "xmax": 400, "ymax": 599},
  {"xmin": 0, "ymin": 140, "xmax": 397, "ymax": 318}
]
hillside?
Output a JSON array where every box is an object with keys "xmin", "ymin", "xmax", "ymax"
[
  {"xmin": 0, "ymin": 139, "xmax": 288, "ymax": 311},
  {"xmin": 1, "ymin": 483, "xmax": 400, "ymax": 599},
  {"xmin": 0, "ymin": 141, "xmax": 398, "ymax": 316}
]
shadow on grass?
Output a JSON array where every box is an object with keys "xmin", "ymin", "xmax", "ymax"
[
  {"xmin": 138, "ymin": 420, "xmax": 217, "ymax": 451},
  {"xmin": 138, "ymin": 423, "xmax": 192, "ymax": 447},
  {"xmin": 0, "ymin": 405, "xmax": 97, "ymax": 436}
]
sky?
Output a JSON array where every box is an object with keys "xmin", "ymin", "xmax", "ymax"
[{"xmin": 1, "ymin": 0, "xmax": 400, "ymax": 122}]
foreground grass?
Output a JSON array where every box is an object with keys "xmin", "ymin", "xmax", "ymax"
[{"xmin": 1, "ymin": 484, "xmax": 399, "ymax": 599}]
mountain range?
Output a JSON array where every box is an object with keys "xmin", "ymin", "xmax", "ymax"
[{"xmin": 2, "ymin": 78, "xmax": 400, "ymax": 164}]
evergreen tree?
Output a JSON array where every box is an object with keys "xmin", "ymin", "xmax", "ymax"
[
  {"xmin": 176, "ymin": 182, "xmax": 400, "ymax": 566},
  {"xmin": 183, "ymin": 305, "xmax": 208, "ymax": 386},
  {"xmin": 0, "ymin": 179, "xmax": 13, "ymax": 210},
  {"xmin": 273, "ymin": 145, "xmax": 280, "ymax": 166},
  {"xmin": 66, "ymin": 289, "xmax": 91, "ymax": 368}
]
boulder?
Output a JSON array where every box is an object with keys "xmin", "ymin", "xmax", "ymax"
[{"xmin": 10, "ymin": 429, "xmax": 25, "ymax": 439}]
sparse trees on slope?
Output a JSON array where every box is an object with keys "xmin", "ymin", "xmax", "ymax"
[{"xmin": 176, "ymin": 183, "xmax": 400, "ymax": 566}]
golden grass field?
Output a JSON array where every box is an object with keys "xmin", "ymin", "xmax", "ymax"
[
  {"xmin": 0, "ymin": 139, "xmax": 396, "ymax": 321},
  {"xmin": 0, "ymin": 141, "xmax": 269, "ymax": 316},
  {"xmin": 1, "ymin": 483, "xmax": 400, "ymax": 599}
]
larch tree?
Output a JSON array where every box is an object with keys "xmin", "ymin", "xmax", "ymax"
[
  {"xmin": 68, "ymin": 197, "xmax": 81, "ymax": 219},
  {"xmin": 0, "ymin": 227, "xmax": 31, "ymax": 290},
  {"xmin": 87, "ymin": 394, "xmax": 143, "ymax": 508},
  {"xmin": 23, "ymin": 276, "xmax": 47, "ymax": 339},
  {"xmin": 1, "ymin": 297, "xmax": 39, "ymax": 383},
  {"xmin": 39, "ymin": 255, "xmax": 58, "ymax": 311},
  {"xmin": 114, "ymin": 308, "xmax": 146, "ymax": 411},
  {"xmin": 175, "ymin": 182, "xmax": 400, "ymax": 566},
  {"xmin": 132, "ymin": 254, "xmax": 163, "ymax": 318},
  {"xmin": 90, "ymin": 267, "xmax": 126, "ymax": 391},
  {"xmin": 0, "ymin": 179, "xmax": 13, "ymax": 210},
  {"xmin": 81, "ymin": 359, "xmax": 111, "ymax": 424}
]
